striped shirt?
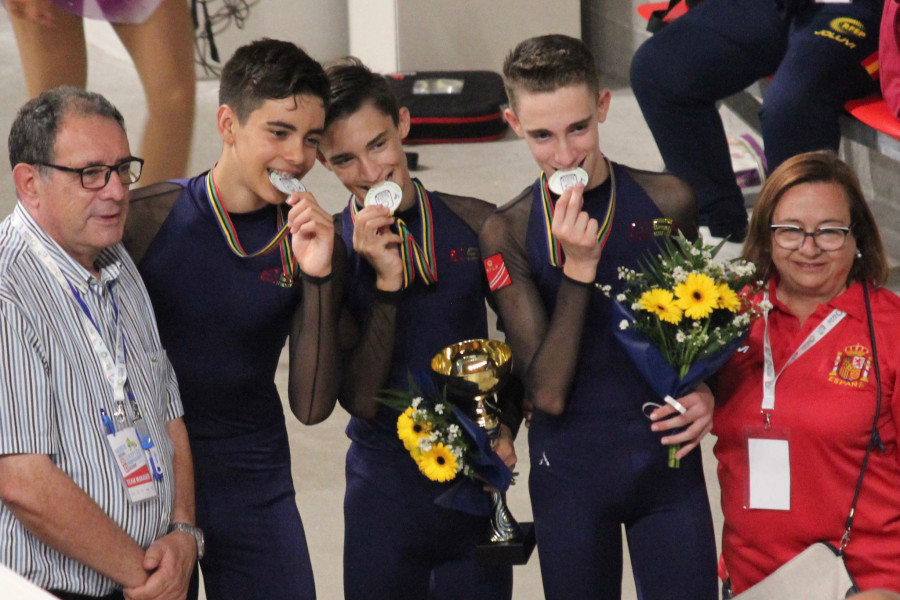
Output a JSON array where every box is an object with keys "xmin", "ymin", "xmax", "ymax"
[{"xmin": 0, "ymin": 203, "xmax": 184, "ymax": 595}]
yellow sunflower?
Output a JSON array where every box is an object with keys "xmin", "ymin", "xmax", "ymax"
[
  {"xmin": 416, "ymin": 443, "xmax": 459, "ymax": 482},
  {"xmin": 674, "ymin": 272, "xmax": 720, "ymax": 319},
  {"xmin": 397, "ymin": 407, "xmax": 431, "ymax": 453},
  {"xmin": 716, "ymin": 283, "xmax": 741, "ymax": 312},
  {"xmin": 638, "ymin": 288, "xmax": 683, "ymax": 324}
]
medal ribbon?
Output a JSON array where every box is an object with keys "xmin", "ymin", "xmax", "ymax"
[
  {"xmin": 540, "ymin": 158, "xmax": 616, "ymax": 267},
  {"xmin": 205, "ymin": 170, "xmax": 296, "ymax": 282},
  {"xmin": 349, "ymin": 179, "xmax": 438, "ymax": 288},
  {"xmin": 760, "ymin": 292, "xmax": 846, "ymax": 424}
]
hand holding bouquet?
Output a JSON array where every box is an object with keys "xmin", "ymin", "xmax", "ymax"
[
  {"xmin": 610, "ymin": 233, "xmax": 764, "ymax": 467},
  {"xmin": 378, "ymin": 374, "xmax": 513, "ymax": 514}
]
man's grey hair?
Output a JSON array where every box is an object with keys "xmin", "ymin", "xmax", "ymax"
[{"xmin": 8, "ymin": 86, "xmax": 126, "ymax": 170}]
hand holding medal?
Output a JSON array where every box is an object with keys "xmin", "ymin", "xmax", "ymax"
[
  {"xmin": 282, "ymin": 179, "xmax": 334, "ymax": 281},
  {"xmin": 550, "ymin": 178, "xmax": 602, "ymax": 283},
  {"xmin": 352, "ymin": 182, "xmax": 405, "ymax": 290}
]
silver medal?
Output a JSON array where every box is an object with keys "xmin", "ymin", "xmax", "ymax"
[
  {"xmin": 269, "ymin": 170, "xmax": 307, "ymax": 195},
  {"xmin": 548, "ymin": 167, "xmax": 589, "ymax": 195},
  {"xmin": 363, "ymin": 181, "xmax": 403, "ymax": 214}
]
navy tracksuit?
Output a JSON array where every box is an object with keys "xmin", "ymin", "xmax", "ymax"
[{"xmin": 631, "ymin": 0, "xmax": 881, "ymax": 239}]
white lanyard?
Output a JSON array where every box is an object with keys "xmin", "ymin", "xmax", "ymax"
[
  {"xmin": 761, "ymin": 291, "xmax": 846, "ymax": 423},
  {"xmin": 12, "ymin": 214, "xmax": 127, "ymax": 405}
]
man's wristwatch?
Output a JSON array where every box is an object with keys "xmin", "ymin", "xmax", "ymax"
[{"xmin": 167, "ymin": 522, "xmax": 205, "ymax": 559}]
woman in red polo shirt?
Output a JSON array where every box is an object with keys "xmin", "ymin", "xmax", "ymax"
[{"xmin": 713, "ymin": 150, "xmax": 900, "ymax": 595}]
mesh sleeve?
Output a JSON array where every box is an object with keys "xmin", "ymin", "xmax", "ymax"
[
  {"xmin": 123, "ymin": 182, "xmax": 183, "ymax": 264},
  {"xmin": 479, "ymin": 194, "xmax": 592, "ymax": 416},
  {"xmin": 336, "ymin": 290, "xmax": 400, "ymax": 419},
  {"xmin": 287, "ymin": 234, "xmax": 346, "ymax": 424}
]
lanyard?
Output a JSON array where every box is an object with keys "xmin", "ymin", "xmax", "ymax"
[
  {"xmin": 13, "ymin": 214, "xmax": 164, "ymax": 480},
  {"xmin": 540, "ymin": 157, "xmax": 616, "ymax": 267},
  {"xmin": 205, "ymin": 169, "xmax": 296, "ymax": 286},
  {"xmin": 349, "ymin": 178, "xmax": 438, "ymax": 288},
  {"xmin": 761, "ymin": 291, "xmax": 846, "ymax": 426},
  {"xmin": 12, "ymin": 214, "xmax": 128, "ymax": 405}
]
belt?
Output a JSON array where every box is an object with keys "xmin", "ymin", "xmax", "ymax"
[{"xmin": 48, "ymin": 590, "xmax": 126, "ymax": 600}]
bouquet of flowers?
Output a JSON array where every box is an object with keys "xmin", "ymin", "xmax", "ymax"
[
  {"xmin": 610, "ymin": 232, "xmax": 764, "ymax": 467},
  {"xmin": 378, "ymin": 374, "xmax": 513, "ymax": 514}
]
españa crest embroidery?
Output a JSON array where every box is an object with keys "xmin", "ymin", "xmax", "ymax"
[{"xmin": 828, "ymin": 343, "xmax": 872, "ymax": 388}]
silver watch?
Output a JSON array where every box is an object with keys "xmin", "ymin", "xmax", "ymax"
[{"xmin": 168, "ymin": 522, "xmax": 205, "ymax": 559}]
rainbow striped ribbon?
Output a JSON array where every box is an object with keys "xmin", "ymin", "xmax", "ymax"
[
  {"xmin": 540, "ymin": 158, "xmax": 616, "ymax": 267},
  {"xmin": 349, "ymin": 179, "xmax": 437, "ymax": 288},
  {"xmin": 205, "ymin": 170, "xmax": 296, "ymax": 285}
]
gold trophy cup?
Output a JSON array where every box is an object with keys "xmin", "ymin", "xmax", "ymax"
[{"xmin": 431, "ymin": 339, "xmax": 536, "ymax": 565}]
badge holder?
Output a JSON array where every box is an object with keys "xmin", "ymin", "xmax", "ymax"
[
  {"xmin": 743, "ymin": 422, "xmax": 791, "ymax": 511},
  {"xmin": 102, "ymin": 408, "xmax": 157, "ymax": 503}
]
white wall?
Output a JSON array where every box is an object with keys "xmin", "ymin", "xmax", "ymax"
[{"xmin": 349, "ymin": 0, "xmax": 580, "ymax": 73}]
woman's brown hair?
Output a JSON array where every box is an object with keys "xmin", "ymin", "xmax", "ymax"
[{"xmin": 744, "ymin": 150, "xmax": 888, "ymax": 287}]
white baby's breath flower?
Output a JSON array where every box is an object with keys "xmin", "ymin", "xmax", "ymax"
[
  {"xmin": 733, "ymin": 313, "xmax": 751, "ymax": 327},
  {"xmin": 631, "ymin": 302, "xmax": 642, "ymax": 311},
  {"xmin": 671, "ymin": 266, "xmax": 688, "ymax": 284},
  {"xmin": 690, "ymin": 247, "xmax": 701, "ymax": 256},
  {"xmin": 599, "ymin": 284, "xmax": 612, "ymax": 295},
  {"xmin": 619, "ymin": 320, "xmax": 629, "ymax": 330},
  {"xmin": 616, "ymin": 293, "xmax": 627, "ymax": 302},
  {"xmin": 676, "ymin": 331, "xmax": 687, "ymax": 343},
  {"xmin": 434, "ymin": 403, "xmax": 445, "ymax": 415},
  {"xmin": 411, "ymin": 397, "xmax": 422, "ymax": 409},
  {"xmin": 419, "ymin": 440, "xmax": 432, "ymax": 452}
]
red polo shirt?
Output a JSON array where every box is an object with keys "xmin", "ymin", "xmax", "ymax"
[{"xmin": 713, "ymin": 280, "xmax": 900, "ymax": 593}]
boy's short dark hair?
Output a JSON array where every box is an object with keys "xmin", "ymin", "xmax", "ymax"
[
  {"xmin": 324, "ymin": 57, "xmax": 400, "ymax": 130},
  {"xmin": 218, "ymin": 38, "xmax": 329, "ymax": 123},
  {"xmin": 502, "ymin": 34, "xmax": 600, "ymax": 109}
]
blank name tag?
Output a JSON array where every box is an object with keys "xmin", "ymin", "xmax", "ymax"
[{"xmin": 748, "ymin": 437, "xmax": 790, "ymax": 510}]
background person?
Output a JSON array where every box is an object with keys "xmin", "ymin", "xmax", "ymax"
[
  {"xmin": 317, "ymin": 57, "xmax": 521, "ymax": 600},
  {"xmin": 713, "ymin": 150, "xmax": 900, "ymax": 594},
  {"xmin": 479, "ymin": 34, "xmax": 717, "ymax": 600},
  {"xmin": 0, "ymin": 86, "xmax": 197, "ymax": 600},
  {"xmin": 4, "ymin": 0, "xmax": 196, "ymax": 186},
  {"xmin": 123, "ymin": 39, "xmax": 341, "ymax": 600},
  {"xmin": 630, "ymin": 0, "xmax": 882, "ymax": 243}
]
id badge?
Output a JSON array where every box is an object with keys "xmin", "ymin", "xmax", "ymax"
[
  {"xmin": 744, "ymin": 426, "xmax": 790, "ymax": 511},
  {"xmin": 106, "ymin": 427, "xmax": 157, "ymax": 502}
]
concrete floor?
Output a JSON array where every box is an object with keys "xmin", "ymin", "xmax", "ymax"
[{"xmin": 2, "ymin": 13, "xmax": 898, "ymax": 600}]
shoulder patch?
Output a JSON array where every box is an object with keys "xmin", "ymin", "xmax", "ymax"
[{"xmin": 483, "ymin": 253, "xmax": 512, "ymax": 291}]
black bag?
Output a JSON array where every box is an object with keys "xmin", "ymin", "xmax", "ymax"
[{"xmin": 385, "ymin": 70, "xmax": 508, "ymax": 144}]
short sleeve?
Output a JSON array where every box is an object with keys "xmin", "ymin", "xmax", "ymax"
[{"xmin": 0, "ymin": 305, "xmax": 58, "ymax": 456}]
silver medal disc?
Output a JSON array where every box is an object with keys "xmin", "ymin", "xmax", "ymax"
[
  {"xmin": 363, "ymin": 181, "xmax": 403, "ymax": 214},
  {"xmin": 269, "ymin": 170, "xmax": 307, "ymax": 195},
  {"xmin": 548, "ymin": 167, "xmax": 589, "ymax": 195}
]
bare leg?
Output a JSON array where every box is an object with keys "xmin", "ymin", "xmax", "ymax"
[
  {"xmin": 8, "ymin": 2, "xmax": 87, "ymax": 97},
  {"xmin": 113, "ymin": 0, "xmax": 196, "ymax": 185}
]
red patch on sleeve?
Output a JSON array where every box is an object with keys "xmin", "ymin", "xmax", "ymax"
[{"xmin": 483, "ymin": 253, "xmax": 512, "ymax": 291}]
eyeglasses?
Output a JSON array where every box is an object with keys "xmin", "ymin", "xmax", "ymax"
[
  {"xmin": 770, "ymin": 224, "xmax": 853, "ymax": 252},
  {"xmin": 36, "ymin": 158, "xmax": 144, "ymax": 190}
]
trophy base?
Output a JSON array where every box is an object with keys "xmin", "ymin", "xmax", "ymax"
[{"xmin": 475, "ymin": 521, "xmax": 536, "ymax": 566}]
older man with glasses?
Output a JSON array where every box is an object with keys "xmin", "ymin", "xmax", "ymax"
[{"xmin": 0, "ymin": 86, "xmax": 199, "ymax": 600}]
